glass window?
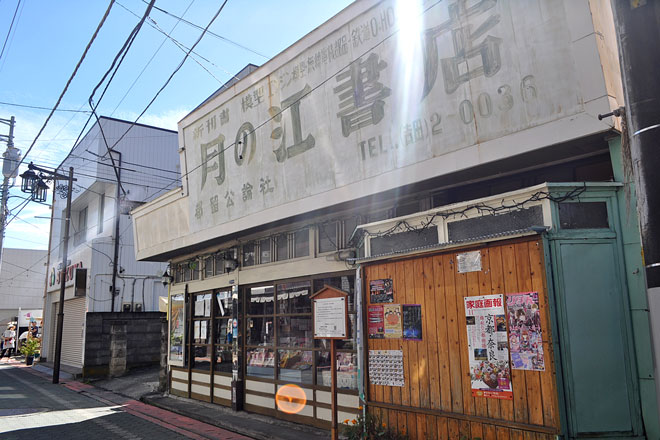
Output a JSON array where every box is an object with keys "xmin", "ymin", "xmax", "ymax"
[
  {"xmin": 294, "ymin": 229, "xmax": 309, "ymax": 258},
  {"xmin": 558, "ymin": 202, "xmax": 609, "ymax": 229},
  {"xmin": 276, "ymin": 234, "xmax": 289, "ymax": 261},
  {"xmin": 313, "ymin": 276, "xmax": 355, "ymax": 312},
  {"xmin": 248, "ymin": 286, "xmax": 274, "ymax": 315},
  {"xmin": 246, "ymin": 348, "xmax": 275, "ymax": 378},
  {"xmin": 343, "ymin": 217, "xmax": 359, "ymax": 248},
  {"xmin": 194, "ymin": 294, "xmax": 212, "ymax": 318},
  {"xmin": 215, "ymin": 291, "xmax": 233, "ymax": 317},
  {"xmin": 204, "ymin": 257, "xmax": 214, "ymax": 278},
  {"xmin": 193, "ymin": 345, "xmax": 211, "ymax": 371},
  {"xmin": 190, "ymin": 260, "xmax": 200, "ymax": 281},
  {"xmin": 277, "ymin": 281, "xmax": 312, "ymax": 314},
  {"xmin": 278, "ymin": 316, "xmax": 312, "ymax": 347},
  {"xmin": 260, "ymin": 238, "xmax": 271, "ymax": 264},
  {"xmin": 169, "ymin": 294, "xmax": 185, "ymax": 366},
  {"xmin": 316, "ymin": 351, "xmax": 357, "ymax": 390},
  {"xmin": 247, "ymin": 317, "xmax": 274, "ymax": 345},
  {"xmin": 242, "ymin": 242, "xmax": 255, "ymax": 267},
  {"xmin": 215, "ymin": 318, "xmax": 232, "ymax": 345},
  {"xmin": 215, "ymin": 346, "xmax": 233, "ymax": 373},
  {"xmin": 319, "ymin": 222, "xmax": 338, "ymax": 253},
  {"xmin": 278, "ymin": 349, "xmax": 313, "ymax": 384},
  {"xmin": 193, "ymin": 319, "xmax": 210, "ymax": 344}
]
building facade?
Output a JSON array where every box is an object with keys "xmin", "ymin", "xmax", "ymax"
[
  {"xmin": 131, "ymin": 1, "xmax": 659, "ymax": 438},
  {"xmin": 42, "ymin": 117, "xmax": 179, "ymax": 374},
  {"xmin": 0, "ymin": 248, "xmax": 47, "ymax": 326}
]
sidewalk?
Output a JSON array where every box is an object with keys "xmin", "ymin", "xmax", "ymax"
[{"xmin": 18, "ymin": 358, "xmax": 331, "ymax": 440}]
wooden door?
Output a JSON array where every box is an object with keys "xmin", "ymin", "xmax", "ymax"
[{"xmin": 364, "ymin": 237, "xmax": 561, "ymax": 440}]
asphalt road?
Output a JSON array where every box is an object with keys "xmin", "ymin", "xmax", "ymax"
[{"xmin": 0, "ymin": 360, "xmax": 249, "ymax": 439}]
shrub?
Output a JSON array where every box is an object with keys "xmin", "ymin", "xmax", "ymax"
[{"xmin": 342, "ymin": 410, "xmax": 409, "ymax": 440}]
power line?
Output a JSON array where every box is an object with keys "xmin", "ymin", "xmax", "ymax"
[
  {"xmin": 13, "ymin": 0, "xmax": 116, "ymax": 174},
  {"xmin": 143, "ymin": 0, "xmax": 270, "ymax": 60},
  {"xmin": 0, "ymin": 101, "xmax": 92, "ymax": 113},
  {"xmin": 105, "ymin": 0, "xmax": 230, "ymax": 159},
  {"xmin": 0, "ymin": 0, "xmax": 21, "ymax": 63}
]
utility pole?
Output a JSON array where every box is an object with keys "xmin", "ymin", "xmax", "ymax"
[
  {"xmin": 611, "ymin": 0, "xmax": 660, "ymax": 411},
  {"xmin": 0, "ymin": 116, "xmax": 21, "ymax": 271}
]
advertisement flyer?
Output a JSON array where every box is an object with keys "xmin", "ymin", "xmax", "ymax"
[
  {"xmin": 369, "ymin": 279, "xmax": 394, "ymax": 303},
  {"xmin": 464, "ymin": 294, "xmax": 512, "ymax": 400},
  {"xmin": 368, "ymin": 305, "xmax": 385, "ymax": 339},
  {"xmin": 383, "ymin": 304, "xmax": 403, "ymax": 338},
  {"xmin": 507, "ymin": 291, "xmax": 545, "ymax": 371},
  {"xmin": 368, "ymin": 350, "xmax": 404, "ymax": 387},
  {"xmin": 402, "ymin": 304, "xmax": 423, "ymax": 340}
]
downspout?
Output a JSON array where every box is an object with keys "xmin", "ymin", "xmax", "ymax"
[{"xmin": 110, "ymin": 150, "xmax": 122, "ymax": 312}]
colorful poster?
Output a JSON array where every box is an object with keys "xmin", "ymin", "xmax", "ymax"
[
  {"xmin": 383, "ymin": 304, "xmax": 402, "ymax": 338},
  {"xmin": 507, "ymin": 292, "xmax": 545, "ymax": 371},
  {"xmin": 402, "ymin": 304, "xmax": 423, "ymax": 340},
  {"xmin": 169, "ymin": 294, "xmax": 185, "ymax": 366},
  {"xmin": 370, "ymin": 279, "xmax": 394, "ymax": 303},
  {"xmin": 465, "ymin": 294, "xmax": 512, "ymax": 400},
  {"xmin": 368, "ymin": 305, "xmax": 385, "ymax": 339},
  {"xmin": 369, "ymin": 350, "xmax": 404, "ymax": 387}
]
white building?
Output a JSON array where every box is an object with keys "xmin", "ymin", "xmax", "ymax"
[
  {"xmin": 42, "ymin": 116, "xmax": 179, "ymax": 370},
  {"xmin": 0, "ymin": 248, "xmax": 47, "ymax": 325}
]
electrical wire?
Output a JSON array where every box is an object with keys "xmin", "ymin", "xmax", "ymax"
[
  {"xmin": 11, "ymin": 0, "xmax": 116, "ymax": 176},
  {"xmin": 0, "ymin": 101, "xmax": 92, "ymax": 114},
  {"xmin": 0, "ymin": 0, "xmax": 21, "ymax": 63}
]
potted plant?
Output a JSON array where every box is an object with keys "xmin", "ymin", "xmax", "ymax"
[{"xmin": 19, "ymin": 338, "xmax": 40, "ymax": 366}]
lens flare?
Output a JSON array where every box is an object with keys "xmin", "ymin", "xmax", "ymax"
[{"xmin": 275, "ymin": 384, "xmax": 308, "ymax": 414}]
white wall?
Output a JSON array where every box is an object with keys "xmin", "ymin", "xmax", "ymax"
[{"xmin": 0, "ymin": 248, "xmax": 47, "ymax": 324}]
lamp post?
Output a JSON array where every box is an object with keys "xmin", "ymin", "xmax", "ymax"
[
  {"xmin": 0, "ymin": 116, "xmax": 20, "ymax": 272},
  {"xmin": 20, "ymin": 162, "xmax": 75, "ymax": 384}
]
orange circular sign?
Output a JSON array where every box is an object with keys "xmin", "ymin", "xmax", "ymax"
[{"xmin": 275, "ymin": 384, "xmax": 307, "ymax": 414}]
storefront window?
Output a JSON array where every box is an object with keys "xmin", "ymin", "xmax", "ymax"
[
  {"xmin": 169, "ymin": 294, "xmax": 185, "ymax": 366},
  {"xmin": 316, "ymin": 351, "xmax": 358, "ymax": 390},
  {"xmin": 278, "ymin": 349, "xmax": 313, "ymax": 384},
  {"xmin": 277, "ymin": 281, "xmax": 311, "ymax": 314},
  {"xmin": 193, "ymin": 345, "xmax": 211, "ymax": 370},
  {"xmin": 247, "ymin": 317, "xmax": 274, "ymax": 345},
  {"xmin": 194, "ymin": 293, "xmax": 212, "ymax": 317},
  {"xmin": 247, "ymin": 348, "xmax": 275, "ymax": 378},
  {"xmin": 215, "ymin": 346, "xmax": 233, "ymax": 373},
  {"xmin": 248, "ymin": 286, "xmax": 274, "ymax": 315},
  {"xmin": 278, "ymin": 316, "xmax": 312, "ymax": 347},
  {"xmin": 313, "ymin": 276, "xmax": 355, "ymax": 312}
]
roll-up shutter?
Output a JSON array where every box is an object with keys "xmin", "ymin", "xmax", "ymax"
[{"xmin": 52, "ymin": 297, "xmax": 86, "ymax": 368}]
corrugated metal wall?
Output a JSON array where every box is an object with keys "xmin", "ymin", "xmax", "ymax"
[{"xmin": 51, "ymin": 297, "xmax": 86, "ymax": 368}]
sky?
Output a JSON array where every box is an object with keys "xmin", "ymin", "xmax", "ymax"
[{"xmin": 0, "ymin": 0, "xmax": 354, "ymax": 251}]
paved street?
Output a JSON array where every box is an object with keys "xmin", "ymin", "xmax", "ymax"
[{"xmin": 0, "ymin": 360, "xmax": 251, "ymax": 440}]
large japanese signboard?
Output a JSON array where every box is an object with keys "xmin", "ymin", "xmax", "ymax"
[
  {"xmin": 465, "ymin": 294, "xmax": 512, "ymax": 400},
  {"xmin": 183, "ymin": 0, "xmax": 588, "ymax": 233}
]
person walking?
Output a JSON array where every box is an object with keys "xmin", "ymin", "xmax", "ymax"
[{"xmin": 1, "ymin": 325, "xmax": 16, "ymax": 361}]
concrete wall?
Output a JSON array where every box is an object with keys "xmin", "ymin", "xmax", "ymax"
[
  {"xmin": 0, "ymin": 248, "xmax": 48, "ymax": 324},
  {"xmin": 83, "ymin": 311, "xmax": 165, "ymax": 378}
]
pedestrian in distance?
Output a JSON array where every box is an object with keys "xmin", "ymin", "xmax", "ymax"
[{"xmin": 0, "ymin": 325, "xmax": 16, "ymax": 361}]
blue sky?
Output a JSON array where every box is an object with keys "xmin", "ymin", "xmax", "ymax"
[{"xmin": 0, "ymin": 0, "xmax": 354, "ymax": 250}]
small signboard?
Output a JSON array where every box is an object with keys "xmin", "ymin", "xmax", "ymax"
[{"xmin": 311, "ymin": 286, "xmax": 349, "ymax": 340}]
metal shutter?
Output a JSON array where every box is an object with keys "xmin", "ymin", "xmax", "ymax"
[{"xmin": 52, "ymin": 297, "xmax": 86, "ymax": 368}]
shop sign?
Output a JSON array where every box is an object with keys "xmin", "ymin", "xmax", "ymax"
[
  {"xmin": 184, "ymin": 0, "xmax": 586, "ymax": 236},
  {"xmin": 465, "ymin": 294, "xmax": 512, "ymax": 400},
  {"xmin": 49, "ymin": 261, "xmax": 83, "ymax": 287}
]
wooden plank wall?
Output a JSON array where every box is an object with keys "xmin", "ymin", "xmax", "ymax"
[{"xmin": 365, "ymin": 238, "xmax": 561, "ymax": 440}]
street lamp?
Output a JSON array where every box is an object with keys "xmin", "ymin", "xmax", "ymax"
[{"xmin": 20, "ymin": 162, "xmax": 75, "ymax": 384}]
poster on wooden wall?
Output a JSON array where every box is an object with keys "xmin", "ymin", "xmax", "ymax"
[
  {"xmin": 383, "ymin": 304, "xmax": 403, "ymax": 338},
  {"xmin": 369, "ymin": 279, "xmax": 394, "ymax": 303},
  {"xmin": 507, "ymin": 291, "xmax": 545, "ymax": 371},
  {"xmin": 465, "ymin": 294, "xmax": 513, "ymax": 400},
  {"xmin": 368, "ymin": 350, "xmax": 404, "ymax": 387},
  {"xmin": 402, "ymin": 304, "xmax": 422, "ymax": 340},
  {"xmin": 368, "ymin": 305, "xmax": 385, "ymax": 339}
]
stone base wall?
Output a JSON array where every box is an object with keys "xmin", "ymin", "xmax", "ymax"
[{"xmin": 83, "ymin": 312, "xmax": 165, "ymax": 378}]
